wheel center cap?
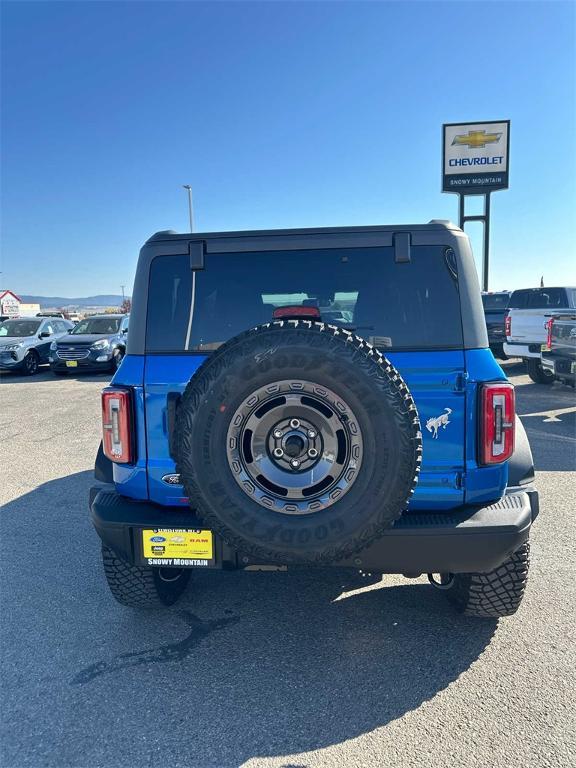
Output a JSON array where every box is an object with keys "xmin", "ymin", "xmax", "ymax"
[{"xmin": 284, "ymin": 434, "xmax": 306, "ymax": 457}]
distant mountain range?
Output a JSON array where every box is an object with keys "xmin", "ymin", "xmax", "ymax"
[{"xmin": 19, "ymin": 294, "xmax": 130, "ymax": 308}]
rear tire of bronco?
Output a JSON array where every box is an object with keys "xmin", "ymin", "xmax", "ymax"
[
  {"xmin": 445, "ymin": 541, "xmax": 530, "ymax": 617},
  {"xmin": 527, "ymin": 358, "xmax": 554, "ymax": 385},
  {"xmin": 101, "ymin": 546, "xmax": 191, "ymax": 608},
  {"xmin": 175, "ymin": 321, "xmax": 422, "ymax": 565}
]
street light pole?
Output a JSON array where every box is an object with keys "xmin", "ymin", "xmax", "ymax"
[{"xmin": 182, "ymin": 185, "xmax": 194, "ymax": 232}]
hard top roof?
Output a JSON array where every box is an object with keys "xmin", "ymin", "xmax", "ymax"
[{"xmin": 145, "ymin": 220, "xmax": 459, "ymax": 244}]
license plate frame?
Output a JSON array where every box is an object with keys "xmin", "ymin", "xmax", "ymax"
[{"xmin": 140, "ymin": 528, "xmax": 216, "ymax": 568}]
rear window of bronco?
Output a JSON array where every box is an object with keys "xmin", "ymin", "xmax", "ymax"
[{"xmin": 146, "ymin": 246, "xmax": 463, "ymax": 352}]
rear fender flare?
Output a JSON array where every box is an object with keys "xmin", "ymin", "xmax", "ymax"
[{"xmin": 508, "ymin": 416, "xmax": 535, "ymax": 487}]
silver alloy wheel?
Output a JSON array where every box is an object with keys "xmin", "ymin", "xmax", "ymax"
[{"xmin": 226, "ymin": 380, "xmax": 363, "ymax": 515}]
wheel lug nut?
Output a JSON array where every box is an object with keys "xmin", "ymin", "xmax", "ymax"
[
  {"xmin": 273, "ymin": 448, "xmax": 284, "ymax": 458},
  {"xmin": 308, "ymin": 448, "xmax": 318, "ymax": 458},
  {"xmin": 273, "ymin": 430, "xmax": 283, "ymax": 439},
  {"xmin": 308, "ymin": 430, "xmax": 316, "ymax": 438},
  {"xmin": 290, "ymin": 459, "xmax": 300, "ymax": 468},
  {"xmin": 290, "ymin": 419, "xmax": 300, "ymax": 429}
]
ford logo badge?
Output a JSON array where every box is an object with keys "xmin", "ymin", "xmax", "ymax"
[{"xmin": 162, "ymin": 473, "xmax": 182, "ymax": 485}]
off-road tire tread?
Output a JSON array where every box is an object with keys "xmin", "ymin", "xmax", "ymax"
[
  {"xmin": 447, "ymin": 541, "xmax": 530, "ymax": 617},
  {"xmin": 101, "ymin": 545, "xmax": 189, "ymax": 608},
  {"xmin": 175, "ymin": 320, "xmax": 422, "ymax": 564}
]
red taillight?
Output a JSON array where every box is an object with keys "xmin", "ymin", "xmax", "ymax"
[
  {"xmin": 273, "ymin": 305, "xmax": 321, "ymax": 320},
  {"xmin": 545, "ymin": 317, "xmax": 554, "ymax": 350},
  {"xmin": 101, "ymin": 388, "xmax": 133, "ymax": 463},
  {"xmin": 480, "ymin": 383, "xmax": 515, "ymax": 465},
  {"xmin": 504, "ymin": 314, "xmax": 511, "ymax": 337}
]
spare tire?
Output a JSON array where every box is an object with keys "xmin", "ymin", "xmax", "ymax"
[{"xmin": 175, "ymin": 321, "xmax": 422, "ymax": 564}]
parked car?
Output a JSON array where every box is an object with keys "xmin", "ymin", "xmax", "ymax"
[
  {"xmin": 503, "ymin": 286, "xmax": 576, "ymax": 383},
  {"xmin": 90, "ymin": 222, "xmax": 537, "ymax": 618},
  {"xmin": 541, "ymin": 314, "xmax": 576, "ymax": 387},
  {"xmin": 481, "ymin": 291, "xmax": 511, "ymax": 359},
  {"xmin": 50, "ymin": 314, "xmax": 129, "ymax": 374},
  {"xmin": 0, "ymin": 317, "xmax": 73, "ymax": 375}
]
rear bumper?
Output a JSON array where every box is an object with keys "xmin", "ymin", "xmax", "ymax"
[
  {"xmin": 503, "ymin": 342, "xmax": 540, "ymax": 359},
  {"xmin": 541, "ymin": 354, "xmax": 576, "ymax": 382},
  {"xmin": 90, "ymin": 486, "xmax": 539, "ymax": 574}
]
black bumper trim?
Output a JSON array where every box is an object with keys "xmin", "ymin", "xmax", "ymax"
[{"xmin": 90, "ymin": 486, "xmax": 537, "ymax": 574}]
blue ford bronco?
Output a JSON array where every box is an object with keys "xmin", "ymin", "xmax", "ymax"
[{"xmin": 90, "ymin": 221, "xmax": 538, "ymax": 617}]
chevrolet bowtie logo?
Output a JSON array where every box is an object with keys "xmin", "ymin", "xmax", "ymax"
[{"xmin": 452, "ymin": 130, "xmax": 502, "ymax": 149}]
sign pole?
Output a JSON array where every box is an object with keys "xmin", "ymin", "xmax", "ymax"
[
  {"xmin": 458, "ymin": 191, "xmax": 491, "ymax": 291},
  {"xmin": 483, "ymin": 192, "xmax": 491, "ymax": 292},
  {"xmin": 443, "ymin": 120, "xmax": 509, "ymax": 293}
]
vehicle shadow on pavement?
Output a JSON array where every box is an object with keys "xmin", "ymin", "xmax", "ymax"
[
  {"xmin": 76, "ymin": 571, "xmax": 498, "ymax": 765},
  {"xmin": 0, "ymin": 369, "xmax": 112, "ymax": 384},
  {"xmin": 2, "ymin": 471, "xmax": 498, "ymax": 768}
]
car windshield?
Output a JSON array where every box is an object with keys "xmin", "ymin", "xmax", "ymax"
[
  {"xmin": 0, "ymin": 320, "xmax": 41, "ymax": 337},
  {"xmin": 71, "ymin": 318, "xmax": 121, "ymax": 335},
  {"xmin": 482, "ymin": 293, "xmax": 509, "ymax": 310}
]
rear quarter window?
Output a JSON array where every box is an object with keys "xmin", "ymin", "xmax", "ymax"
[{"xmin": 146, "ymin": 246, "xmax": 464, "ymax": 352}]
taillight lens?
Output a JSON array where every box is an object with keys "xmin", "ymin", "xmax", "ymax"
[
  {"xmin": 504, "ymin": 314, "xmax": 511, "ymax": 337},
  {"xmin": 102, "ymin": 388, "xmax": 133, "ymax": 463},
  {"xmin": 480, "ymin": 383, "xmax": 515, "ymax": 465},
  {"xmin": 545, "ymin": 318, "xmax": 554, "ymax": 350}
]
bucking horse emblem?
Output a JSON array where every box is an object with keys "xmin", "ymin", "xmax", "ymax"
[{"xmin": 426, "ymin": 408, "xmax": 452, "ymax": 439}]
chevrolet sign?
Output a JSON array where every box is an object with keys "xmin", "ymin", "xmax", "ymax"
[{"xmin": 443, "ymin": 121, "xmax": 510, "ymax": 193}]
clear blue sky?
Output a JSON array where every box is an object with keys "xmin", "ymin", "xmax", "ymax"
[{"xmin": 1, "ymin": 0, "xmax": 575, "ymax": 296}]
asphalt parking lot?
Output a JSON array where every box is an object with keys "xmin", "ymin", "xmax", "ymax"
[{"xmin": 1, "ymin": 361, "xmax": 575, "ymax": 768}]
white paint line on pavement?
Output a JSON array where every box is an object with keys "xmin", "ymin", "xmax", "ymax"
[{"xmin": 519, "ymin": 406, "xmax": 576, "ymax": 423}]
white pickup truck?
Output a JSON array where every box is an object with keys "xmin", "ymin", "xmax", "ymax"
[{"xmin": 504, "ymin": 286, "xmax": 576, "ymax": 383}]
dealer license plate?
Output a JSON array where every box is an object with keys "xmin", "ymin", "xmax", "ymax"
[
  {"xmin": 141, "ymin": 528, "xmax": 214, "ymax": 567},
  {"xmin": 66, "ymin": 360, "xmax": 78, "ymax": 367}
]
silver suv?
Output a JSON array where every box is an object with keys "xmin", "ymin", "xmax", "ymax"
[{"xmin": 0, "ymin": 317, "xmax": 74, "ymax": 375}]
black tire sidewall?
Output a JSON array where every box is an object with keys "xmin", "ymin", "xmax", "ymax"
[
  {"xmin": 112, "ymin": 348, "xmax": 124, "ymax": 370},
  {"xmin": 23, "ymin": 350, "xmax": 39, "ymax": 375},
  {"xmin": 176, "ymin": 326, "xmax": 420, "ymax": 563},
  {"xmin": 527, "ymin": 357, "xmax": 554, "ymax": 384}
]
